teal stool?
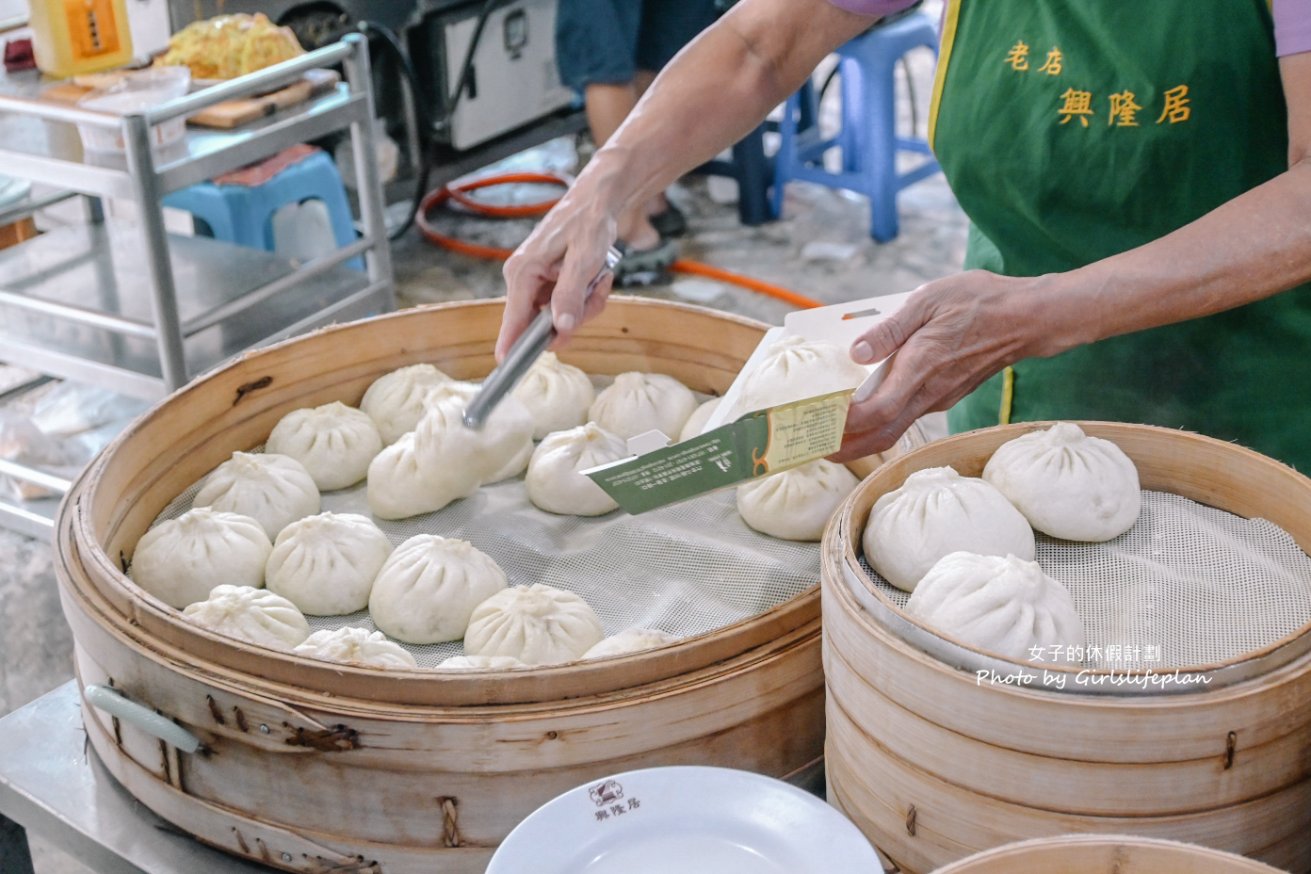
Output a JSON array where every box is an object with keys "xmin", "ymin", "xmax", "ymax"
[
  {"xmin": 164, "ymin": 149, "xmax": 363, "ymax": 270},
  {"xmin": 772, "ymin": 11, "xmax": 940, "ymax": 242}
]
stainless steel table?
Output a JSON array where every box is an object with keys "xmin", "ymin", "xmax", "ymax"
[{"xmin": 0, "ymin": 682, "xmax": 271, "ymax": 874}]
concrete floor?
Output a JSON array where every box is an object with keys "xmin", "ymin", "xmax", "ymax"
[{"xmin": 0, "ymin": 20, "xmax": 965, "ymax": 870}]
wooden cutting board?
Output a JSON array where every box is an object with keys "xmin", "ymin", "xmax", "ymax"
[
  {"xmin": 187, "ymin": 68, "xmax": 340, "ymax": 128},
  {"xmin": 41, "ymin": 68, "xmax": 340, "ymax": 129}
]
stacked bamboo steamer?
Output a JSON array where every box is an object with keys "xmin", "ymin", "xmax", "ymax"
[
  {"xmin": 56, "ymin": 298, "xmax": 873, "ymax": 873},
  {"xmin": 933, "ymin": 835, "xmax": 1288, "ymax": 874},
  {"xmin": 822, "ymin": 422, "xmax": 1311, "ymax": 874}
]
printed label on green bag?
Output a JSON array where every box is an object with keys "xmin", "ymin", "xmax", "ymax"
[{"xmin": 584, "ymin": 390, "xmax": 852, "ymax": 514}]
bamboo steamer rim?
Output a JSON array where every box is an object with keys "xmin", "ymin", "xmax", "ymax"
[
  {"xmin": 828, "ymin": 420, "xmax": 1311, "ymax": 692},
  {"xmin": 929, "ymin": 834, "xmax": 1288, "ymax": 873},
  {"xmin": 60, "ymin": 298, "xmax": 848, "ymax": 708}
]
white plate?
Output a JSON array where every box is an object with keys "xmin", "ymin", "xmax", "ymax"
[{"xmin": 486, "ymin": 766, "xmax": 883, "ymax": 874}]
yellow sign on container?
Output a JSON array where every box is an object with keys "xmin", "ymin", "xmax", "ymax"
[{"xmin": 27, "ymin": 0, "xmax": 133, "ymax": 78}]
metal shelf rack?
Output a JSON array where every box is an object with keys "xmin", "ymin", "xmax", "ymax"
[{"xmin": 0, "ymin": 35, "xmax": 396, "ymax": 538}]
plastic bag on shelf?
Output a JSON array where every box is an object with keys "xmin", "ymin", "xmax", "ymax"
[
  {"xmin": 1, "ymin": 382, "xmax": 148, "ymax": 502},
  {"xmin": 0, "ymin": 410, "xmax": 82, "ymax": 501},
  {"xmin": 31, "ymin": 383, "xmax": 148, "ymax": 437}
]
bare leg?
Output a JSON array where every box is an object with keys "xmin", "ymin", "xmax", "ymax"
[{"xmin": 584, "ymin": 82, "xmax": 638, "ymax": 146}]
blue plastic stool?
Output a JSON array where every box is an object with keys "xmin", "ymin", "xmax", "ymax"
[
  {"xmin": 164, "ymin": 149, "xmax": 363, "ymax": 270},
  {"xmin": 694, "ymin": 123, "xmax": 773, "ymax": 226},
  {"xmin": 772, "ymin": 12, "xmax": 940, "ymax": 242},
  {"xmin": 693, "ymin": 80, "xmax": 817, "ymax": 227}
]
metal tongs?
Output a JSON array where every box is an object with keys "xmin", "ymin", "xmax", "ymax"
[{"xmin": 463, "ymin": 245, "xmax": 623, "ymax": 430}]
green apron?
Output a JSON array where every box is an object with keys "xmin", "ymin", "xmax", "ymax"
[{"xmin": 929, "ymin": 0, "xmax": 1311, "ymax": 472}]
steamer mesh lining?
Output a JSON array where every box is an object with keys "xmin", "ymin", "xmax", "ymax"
[
  {"xmin": 859, "ymin": 490, "xmax": 1311, "ymax": 671},
  {"xmin": 156, "ymin": 454, "xmax": 821, "ymax": 668}
]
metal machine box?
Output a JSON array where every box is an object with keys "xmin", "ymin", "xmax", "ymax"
[{"xmin": 415, "ymin": 0, "xmax": 576, "ymax": 151}]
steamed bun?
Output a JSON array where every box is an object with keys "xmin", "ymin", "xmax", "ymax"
[
  {"xmin": 863, "ymin": 466, "xmax": 1035, "ymax": 592},
  {"xmin": 512, "ymin": 351, "xmax": 595, "ymax": 439},
  {"xmin": 265, "ymin": 512, "xmax": 392, "ymax": 616},
  {"xmin": 983, "ymin": 422, "xmax": 1141, "ymax": 542},
  {"xmin": 423, "ymin": 381, "xmax": 533, "ymax": 483},
  {"xmin": 730, "ymin": 335, "xmax": 868, "ymax": 417},
  {"xmin": 525, "ymin": 423, "xmax": 628, "ymax": 516},
  {"xmin": 129, "ymin": 508, "xmax": 271, "ymax": 608},
  {"xmin": 679, "ymin": 397, "xmax": 722, "ymax": 442},
  {"xmin": 192, "ymin": 451, "xmax": 320, "ymax": 539},
  {"xmin": 293, "ymin": 627, "xmax": 417, "ymax": 669},
  {"xmin": 437, "ymin": 654, "xmax": 525, "ymax": 670},
  {"xmin": 736, "ymin": 459, "xmax": 859, "ymax": 541},
  {"xmin": 905, "ymin": 552, "xmax": 1085, "ymax": 663},
  {"xmin": 368, "ymin": 535, "xmax": 508, "ymax": 644},
  {"xmin": 464, "ymin": 584, "xmax": 604, "ymax": 665},
  {"xmin": 367, "ymin": 395, "xmax": 482, "ymax": 520},
  {"xmin": 360, "ymin": 363, "xmax": 452, "ymax": 444},
  {"xmin": 265, "ymin": 401, "xmax": 382, "ymax": 491},
  {"xmin": 589, "ymin": 372, "xmax": 697, "ymax": 441},
  {"xmin": 182, "ymin": 584, "xmax": 310, "ymax": 650},
  {"xmin": 369, "ymin": 429, "xmax": 482, "ymax": 518},
  {"xmin": 583, "ymin": 628, "xmax": 678, "ymax": 660}
]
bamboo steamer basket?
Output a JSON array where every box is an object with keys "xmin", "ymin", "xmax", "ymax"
[
  {"xmin": 56, "ymin": 298, "xmax": 876, "ymax": 873},
  {"xmin": 821, "ymin": 422, "xmax": 1311, "ymax": 874},
  {"xmin": 932, "ymin": 834, "xmax": 1288, "ymax": 874}
]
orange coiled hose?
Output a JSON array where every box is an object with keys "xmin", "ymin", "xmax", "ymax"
[{"xmin": 416, "ymin": 171, "xmax": 824, "ymax": 310}]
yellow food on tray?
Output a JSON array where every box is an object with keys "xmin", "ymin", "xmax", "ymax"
[{"xmin": 155, "ymin": 13, "xmax": 304, "ymax": 80}]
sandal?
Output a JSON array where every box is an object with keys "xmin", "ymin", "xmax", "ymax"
[
  {"xmin": 648, "ymin": 204, "xmax": 688, "ymax": 238},
  {"xmin": 614, "ymin": 238, "xmax": 678, "ymax": 287}
]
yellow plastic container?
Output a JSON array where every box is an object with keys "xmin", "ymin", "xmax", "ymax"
[{"xmin": 27, "ymin": 0, "xmax": 134, "ymax": 78}]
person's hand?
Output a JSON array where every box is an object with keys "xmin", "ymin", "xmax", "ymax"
[
  {"xmin": 832, "ymin": 270, "xmax": 1071, "ymax": 461},
  {"xmin": 496, "ymin": 192, "xmax": 621, "ymax": 361}
]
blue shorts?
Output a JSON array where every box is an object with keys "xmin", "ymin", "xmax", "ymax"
[{"xmin": 556, "ymin": 0, "xmax": 719, "ymax": 91}]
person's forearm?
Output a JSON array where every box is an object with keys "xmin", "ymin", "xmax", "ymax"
[
  {"xmin": 1039, "ymin": 52, "xmax": 1311, "ymax": 358},
  {"xmin": 1037, "ymin": 157, "xmax": 1311, "ymax": 357},
  {"xmin": 497, "ymin": 0, "xmax": 876, "ymax": 356},
  {"xmin": 567, "ymin": 0, "xmax": 874, "ymax": 226},
  {"xmin": 837, "ymin": 155, "xmax": 1311, "ymax": 459}
]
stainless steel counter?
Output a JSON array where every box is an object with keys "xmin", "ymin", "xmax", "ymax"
[{"xmin": 0, "ymin": 682, "xmax": 270, "ymax": 874}]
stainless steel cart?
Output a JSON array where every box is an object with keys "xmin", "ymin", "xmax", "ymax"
[{"xmin": 0, "ymin": 35, "xmax": 396, "ymax": 537}]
